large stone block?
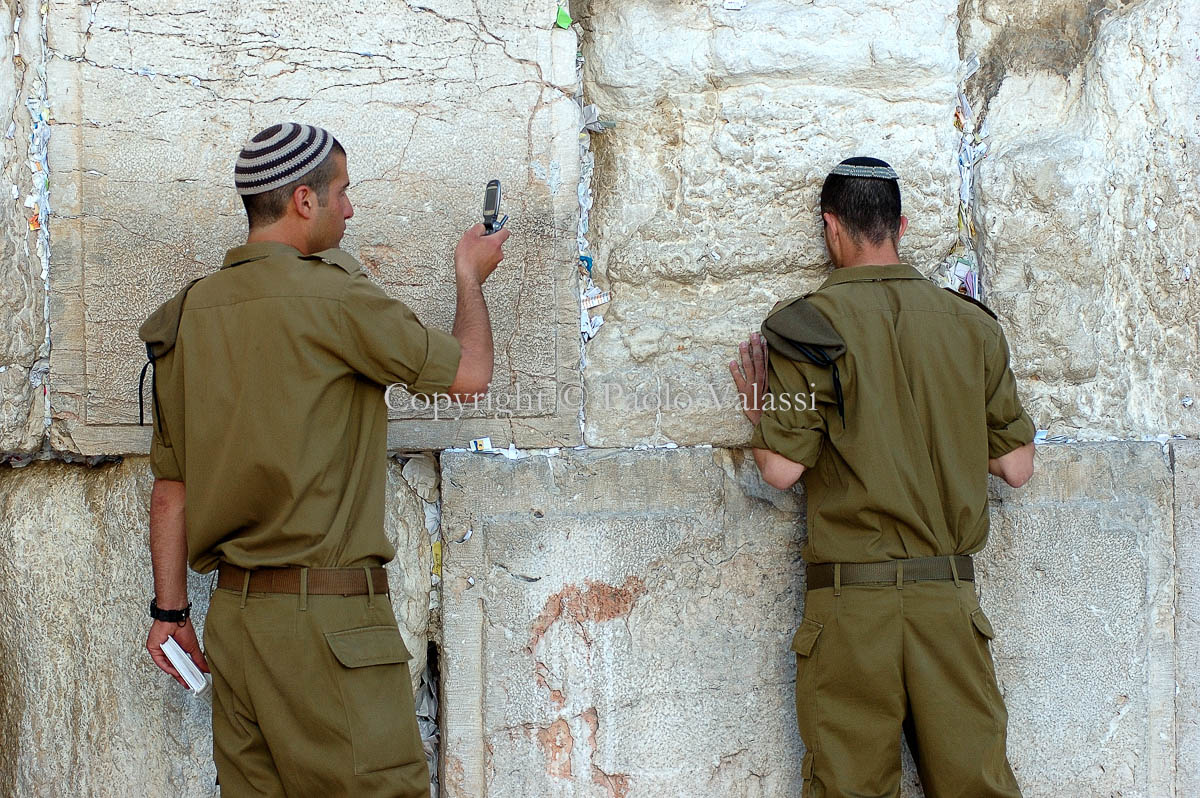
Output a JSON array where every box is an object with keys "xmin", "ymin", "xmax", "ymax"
[
  {"xmin": 978, "ymin": 443, "xmax": 1175, "ymax": 797},
  {"xmin": 578, "ymin": 0, "xmax": 963, "ymax": 447},
  {"xmin": 44, "ymin": 0, "xmax": 582, "ymax": 455},
  {"xmin": 967, "ymin": 0, "xmax": 1200, "ymax": 437},
  {"xmin": 1174, "ymin": 440, "xmax": 1200, "ymax": 797},
  {"xmin": 440, "ymin": 447, "xmax": 808, "ymax": 797},
  {"xmin": 0, "ymin": 5, "xmax": 50, "ymax": 453},
  {"xmin": 0, "ymin": 456, "xmax": 434, "ymax": 796},
  {"xmin": 0, "ymin": 459, "xmax": 216, "ymax": 797}
]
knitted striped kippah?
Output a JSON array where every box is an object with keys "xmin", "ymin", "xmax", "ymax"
[
  {"xmin": 828, "ymin": 157, "xmax": 899, "ymax": 181},
  {"xmin": 235, "ymin": 123, "xmax": 335, "ymax": 195}
]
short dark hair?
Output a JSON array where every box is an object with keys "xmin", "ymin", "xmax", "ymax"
[
  {"xmin": 241, "ymin": 138, "xmax": 345, "ymax": 228},
  {"xmin": 819, "ymin": 156, "xmax": 902, "ymax": 246}
]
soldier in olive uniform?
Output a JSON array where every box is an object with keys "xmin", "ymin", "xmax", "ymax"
[
  {"xmin": 730, "ymin": 157, "xmax": 1035, "ymax": 798},
  {"xmin": 140, "ymin": 123, "xmax": 507, "ymax": 796}
]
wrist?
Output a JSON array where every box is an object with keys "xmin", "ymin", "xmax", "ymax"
[
  {"xmin": 454, "ymin": 261, "xmax": 481, "ymax": 283},
  {"xmin": 149, "ymin": 598, "xmax": 192, "ymax": 624}
]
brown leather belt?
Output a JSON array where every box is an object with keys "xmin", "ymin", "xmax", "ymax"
[
  {"xmin": 806, "ymin": 555, "xmax": 974, "ymax": 590},
  {"xmin": 217, "ymin": 563, "xmax": 389, "ymax": 596}
]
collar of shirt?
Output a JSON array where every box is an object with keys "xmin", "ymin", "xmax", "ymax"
[
  {"xmin": 222, "ymin": 241, "xmax": 303, "ymax": 269},
  {"xmin": 819, "ymin": 263, "xmax": 926, "ymax": 289}
]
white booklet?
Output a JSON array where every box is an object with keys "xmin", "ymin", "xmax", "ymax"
[{"xmin": 162, "ymin": 636, "xmax": 212, "ymax": 702}]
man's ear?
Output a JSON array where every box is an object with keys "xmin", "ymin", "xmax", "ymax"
[
  {"xmin": 292, "ymin": 184, "xmax": 317, "ymax": 220},
  {"xmin": 896, "ymin": 215, "xmax": 909, "ymax": 241},
  {"xmin": 822, "ymin": 212, "xmax": 838, "ymax": 242}
]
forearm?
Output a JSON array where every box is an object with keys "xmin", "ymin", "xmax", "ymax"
[
  {"xmin": 753, "ymin": 447, "xmax": 807, "ymax": 491},
  {"xmin": 449, "ymin": 270, "xmax": 494, "ymax": 396},
  {"xmin": 149, "ymin": 478, "xmax": 189, "ymax": 607},
  {"xmin": 988, "ymin": 441, "xmax": 1035, "ymax": 488}
]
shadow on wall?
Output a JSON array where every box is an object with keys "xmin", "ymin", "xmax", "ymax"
[{"xmin": 963, "ymin": 0, "xmax": 1127, "ymax": 118}]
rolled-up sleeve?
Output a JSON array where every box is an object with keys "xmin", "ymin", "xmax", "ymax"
[
  {"xmin": 338, "ymin": 272, "xmax": 462, "ymax": 396},
  {"xmin": 749, "ymin": 351, "xmax": 826, "ymax": 468},
  {"xmin": 149, "ymin": 432, "xmax": 183, "ymax": 481},
  {"xmin": 984, "ymin": 327, "xmax": 1035, "ymax": 458},
  {"xmin": 148, "ymin": 355, "xmax": 184, "ymax": 481}
]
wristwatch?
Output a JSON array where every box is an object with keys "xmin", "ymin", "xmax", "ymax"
[{"xmin": 149, "ymin": 598, "xmax": 191, "ymax": 624}]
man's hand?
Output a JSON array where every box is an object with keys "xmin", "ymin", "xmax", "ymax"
[
  {"xmin": 729, "ymin": 332, "xmax": 768, "ymax": 425},
  {"xmin": 147, "ymin": 617, "xmax": 209, "ymax": 688},
  {"xmin": 454, "ymin": 223, "xmax": 510, "ymax": 285}
]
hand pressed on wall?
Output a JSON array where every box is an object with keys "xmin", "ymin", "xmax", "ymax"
[{"xmin": 729, "ymin": 332, "xmax": 768, "ymax": 426}]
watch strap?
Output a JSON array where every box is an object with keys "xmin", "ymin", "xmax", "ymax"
[{"xmin": 149, "ymin": 598, "xmax": 191, "ymax": 624}]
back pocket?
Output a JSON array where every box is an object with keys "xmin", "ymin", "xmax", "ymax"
[{"xmin": 325, "ymin": 625, "xmax": 419, "ymax": 774}]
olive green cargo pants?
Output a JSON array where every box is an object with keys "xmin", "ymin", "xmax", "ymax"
[
  {"xmin": 792, "ymin": 579, "xmax": 1021, "ymax": 798},
  {"xmin": 205, "ymin": 586, "xmax": 429, "ymax": 797}
]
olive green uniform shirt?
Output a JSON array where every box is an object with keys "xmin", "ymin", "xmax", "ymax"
[
  {"xmin": 750, "ymin": 263, "xmax": 1035, "ymax": 564},
  {"xmin": 143, "ymin": 242, "xmax": 461, "ymax": 573}
]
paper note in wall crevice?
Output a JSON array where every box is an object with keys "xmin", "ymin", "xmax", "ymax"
[{"xmin": 162, "ymin": 635, "xmax": 212, "ymax": 701}]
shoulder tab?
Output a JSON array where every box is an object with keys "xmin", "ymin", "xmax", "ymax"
[
  {"xmin": 761, "ymin": 296, "xmax": 846, "ymax": 361},
  {"xmin": 307, "ymin": 248, "xmax": 362, "ymax": 275},
  {"xmin": 942, "ymin": 287, "xmax": 997, "ymax": 320},
  {"xmin": 768, "ymin": 293, "xmax": 807, "ymax": 314}
]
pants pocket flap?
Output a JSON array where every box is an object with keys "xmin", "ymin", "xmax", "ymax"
[
  {"xmin": 970, "ymin": 608, "xmax": 996, "ymax": 640},
  {"xmin": 791, "ymin": 618, "xmax": 823, "ymax": 657},
  {"xmin": 325, "ymin": 625, "xmax": 412, "ymax": 668}
]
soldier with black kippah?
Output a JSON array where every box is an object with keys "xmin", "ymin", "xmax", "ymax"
[
  {"xmin": 140, "ymin": 123, "xmax": 507, "ymax": 796},
  {"xmin": 729, "ymin": 157, "xmax": 1035, "ymax": 797}
]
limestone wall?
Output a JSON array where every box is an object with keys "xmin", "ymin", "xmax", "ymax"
[
  {"xmin": 0, "ymin": 0, "xmax": 1197, "ymax": 796},
  {"xmin": 966, "ymin": 0, "xmax": 1200, "ymax": 440},
  {"xmin": 440, "ymin": 448, "xmax": 807, "ymax": 797},
  {"xmin": 0, "ymin": 3, "xmax": 48, "ymax": 453},
  {"xmin": 1177, "ymin": 441, "xmax": 1200, "ymax": 797}
]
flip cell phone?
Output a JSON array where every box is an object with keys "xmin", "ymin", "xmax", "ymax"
[{"xmin": 483, "ymin": 179, "xmax": 508, "ymax": 234}]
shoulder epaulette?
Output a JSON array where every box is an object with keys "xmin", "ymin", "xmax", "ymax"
[
  {"xmin": 942, "ymin": 287, "xmax": 997, "ymax": 320},
  {"xmin": 308, "ymin": 248, "xmax": 361, "ymax": 275}
]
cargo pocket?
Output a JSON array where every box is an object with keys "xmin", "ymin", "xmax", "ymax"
[
  {"xmin": 325, "ymin": 625, "xmax": 418, "ymax": 774},
  {"xmin": 791, "ymin": 617, "xmax": 823, "ymax": 657},
  {"xmin": 970, "ymin": 607, "xmax": 995, "ymax": 640},
  {"xmin": 791, "ymin": 618, "xmax": 824, "ymax": 751},
  {"xmin": 801, "ymin": 750, "xmax": 824, "ymax": 798}
]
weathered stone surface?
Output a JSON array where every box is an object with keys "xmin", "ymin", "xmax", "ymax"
[
  {"xmin": 44, "ymin": 0, "xmax": 582, "ymax": 455},
  {"xmin": 0, "ymin": 5, "xmax": 49, "ymax": 453},
  {"xmin": 389, "ymin": 455, "xmax": 436, "ymax": 684},
  {"xmin": 0, "ymin": 456, "xmax": 433, "ymax": 796},
  {"xmin": 978, "ymin": 443, "xmax": 1175, "ymax": 797},
  {"xmin": 0, "ymin": 458, "xmax": 215, "ymax": 797},
  {"xmin": 1174, "ymin": 441, "xmax": 1200, "ymax": 798},
  {"xmin": 967, "ymin": 0, "xmax": 1200, "ymax": 438},
  {"xmin": 578, "ymin": 0, "xmax": 962, "ymax": 447},
  {"xmin": 441, "ymin": 447, "xmax": 808, "ymax": 797}
]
